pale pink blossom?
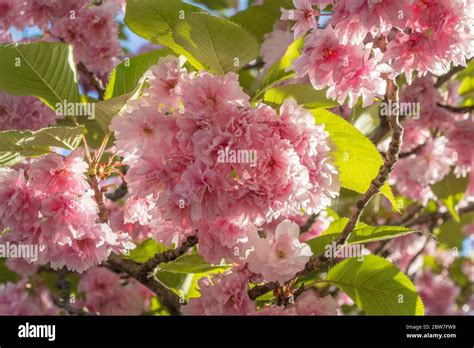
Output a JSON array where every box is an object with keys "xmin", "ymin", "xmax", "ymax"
[
  {"xmin": 295, "ymin": 290, "xmax": 338, "ymax": 315},
  {"xmin": 448, "ymin": 121, "xmax": 474, "ymax": 176},
  {"xmin": 0, "ymin": 93, "xmax": 59, "ymax": 131},
  {"xmin": 0, "ymin": 0, "xmax": 26, "ymax": 30},
  {"xmin": 78, "ymin": 267, "xmax": 152, "ymax": 315},
  {"xmin": 182, "ymin": 269, "xmax": 255, "ymax": 315},
  {"xmin": 293, "ymin": 27, "xmax": 389, "ymax": 107},
  {"xmin": 261, "ymin": 29, "xmax": 294, "ymax": 70},
  {"xmin": 0, "ymin": 281, "xmax": 42, "ymax": 315},
  {"xmin": 250, "ymin": 305, "xmax": 297, "ymax": 315},
  {"xmin": 5, "ymin": 258, "xmax": 39, "ymax": 277},
  {"xmin": 23, "ymin": 0, "xmax": 89, "ymax": 29},
  {"xmin": 416, "ymin": 270, "xmax": 460, "ymax": 315},
  {"xmin": 281, "ymin": 0, "xmax": 319, "ymax": 39},
  {"xmin": 331, "ymin": 0, "xmax": 412, "ymax": 44},
  {"xmin": 247, "ymin": 220, "xmax": 313, "ymax": 283},
  {"xmin": 28, "ymin": 149, "xmax": 89, "ymax": 195},
  {"xmin": 180, "ymin": 72, "xmax": 249, "ymax": 118},
  {"xmin": 110, "ymin": 102, "xmax": 176, "ymax": 163},
  {"xmin": 50, "ymin": 3, "xmax": 122, "ymax": 74},
  {"xmin": 196, "ymin": 219, "xmax": 249, "ymax": 264},
  {"xmin": 144, "ymin": 55, "xmax": 186, "ymax": 109}
]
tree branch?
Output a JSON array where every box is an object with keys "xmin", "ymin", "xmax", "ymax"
[
  {"xmin": 77, "ymin": 62, "xmax": 105, "ymax": 99},
  {"xmin": 107, "ymin": 255, "xmax": 183, "ymax": 316},
  {"xmin": 435, "ymin": 62, "xmax": 470, "ymax": 88},
  {"xmin": 437, "ymin": 103, "xmax": 474, "ymax": 114},
  {"xmin": 139, "ymin": 235, "xmax": 198, "ymax": 274}
]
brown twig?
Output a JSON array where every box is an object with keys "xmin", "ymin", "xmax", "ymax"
[
  {"xmin": 437, "ymin": 103, "xmax": 474, "ymax": 114},
  {"xmin": 77, "ymin": 62, "xmax": 105, "ymax": 99},
  {"xmin": 107, "ymin": 255, "xmax": 183, "ymax": 316},
  {"xmin": 435, "ymin": 62, "xmax": 470, "ymax": 88},
  {"xmin": 53, "ymin": 268, "xmax": 90, "ymax": 316}
]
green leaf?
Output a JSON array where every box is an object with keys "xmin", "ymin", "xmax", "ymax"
[
  {"xmin": 0, "ymin": 130, "xmax": 51, "ymax": 167},
  {"xmin": 125, "ymin": 0, "xmax": 204, "ymax": 69},
  {"xmin": 258, "ymin": 38, "xmax": 303, "ymax": 94},
  {"xmin": 0, "ymin": 259, "xmax": 21, "ymax": 283},
  {"xmin": 17, "ymin": 125, "xmax": 84, "ymax": 151},
  {"xmin": 431, "ymin": 172, "xmax": 468, "ymax": 223},
  {"xmin": 173, "ymin": 13, "xmax": 260, "ymax": 75},
  {"xmin": 231, "ymin": 0, "xmax": 293, "ymax": 43},
  {"xmin": 105, "ymin": 48, "xmax": 174, "ymax": 99},
  {"xmin": 325, "ymin": 255, "xmax": 424, "ymax": 315},
  {"xmin": 0, "ymin": 126, "xmax": 83, "ymax": 167},
  {"xmin": 436, "ymin": 211, "xmax": 474, "ymax": 249},
  {"xmin": 192, "ymin": 0, "xmax": 233, "ymax": 10},
  {"xmin": 124, "ymin": 239, "xmax": 169, "ymax": 264},
  {"xmin": 0, "ymin": 42, "xmax": 80, "ymax": 108},
  {"xmin": 312, "ymin": 109, "xmax": 397, "ymax": 208},
  {"xmin": 94, "ymin": 93, "xmax": 135, "ymax": 132},
  {"xmin": 264, "ymin": 84, "xmax": 339, "ymax": 109},
  {"xmin": 159, "ymin": 254, "xmax": 230, "ymax": 274},
  {"xmin": 307, "ymin": 218, "xmax": 416, "ymax": 256},
  {"xmin": 458, "ymin": 75, "xmax": 474, "ymax": 97}
]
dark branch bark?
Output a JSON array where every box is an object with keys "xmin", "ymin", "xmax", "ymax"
[
  {"xmin": 107, "ymin": 255, "xmax": 183, "ymax": 316},
  {"xmin": 435, "ymin": 62, "xmax": 470, "ymax": 88},
  {"xmin": 437, "ymin": 103, "xmax": 474, "ymax": 114},
  {"xmin": 77, "ymin": 62, "xmax": 105, "ymax": 99}
]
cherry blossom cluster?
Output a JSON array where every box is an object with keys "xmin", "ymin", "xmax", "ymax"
[
  {"xmin": 390, "ymin": 75, "xmax": 474, "ymax": 205},
  {"xmin": 0, "ymin": 280, "xmax": 58, "ymax": 315},
  {"xmin": 281, "ymin": 0, "xmax": 474, "ymax": 107},
  {"xmin": 0, "ymin": 92, "xmax": 59, "ymax": 131},
  {"xmin": 110, "ymin": 55, "xmax": 339, "ymax": 309},
  {"xmin": 182, "ymin": 265, "xmax": 338, "ymax": 315},
  {"xmin": 74, "ymin": 267, "xmax": 153, "ymax": 315},
  {"xmin": 0, "ymin": 0, "xmax": 123, "ymax": 75},
  {"xmin": 0, "ymin": 149, "xmax": 132, "ymax": 273}
]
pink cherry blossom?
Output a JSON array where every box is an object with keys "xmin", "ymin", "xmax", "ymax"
[
  {"xmin": 0, "ymin": 0, "xmax": 26, "ymax": 30},
  {"xmin": 261, "ymin": 29, "xmax": 294, "ymax": 70},
  {"xmin": 23, "ymin": 0, "xmax": 90, "ymax": 29},
  {"xmin": 0, "ymin": 281, "xmax": 42, "ymax": 315},
  {"xmin": 416, "ymin": 270, "xmax": 460, "ymax": 315},
  {"xmin": 293, "ymin": 27, "xmax": 389, "ymax": 107},
  {"xmin": 448, "ymin": 120, "xmax": 474, "ymax": 176},
  {"xmin": 144, "ymin": 55, "xmax": 187, "ymax": 110},
  {"xmin": 5, "ymin": 258, "xmax": 39, "ymax": 277},
  {"xmin": 250, "ymin": 305, "xmax": 297, "ymax": 316},
  {"xmin": 0, "ymin": 93, "xmax": 59, "ymax": 131},
  {"xmin": 77, "ymin": 267, "xmax": 152, "ymax": 315},
  {"xmin": 331, "ymin": 0, "xmax": 412, "ymax": 44},
  {"xmin": 391, "ymin": 137, "xmax": 453, "ymax": 204},
  {"xmin": 281, "ymin": 0, "xmax": 319, "ymax": 39},
  {"xmin": 110, "ymin": 101, "xmax": 176, "ymax": 163},
  {"xmin": 50, "ymin": 2, "xmax": 122, "ymax": 75},
  {"xmin": 247, "ymin": 220, "xmax": 313, "ymax": 284},
  {"xmin": 28, "ymin": 149, "xmax": 89, "ymax": 195},
  {"xmin": 182, "ymin": 268, "xmax": 255, "ymax": 315},
  {"xmin": 196, "ymin": 219, "xmax": 249, "ymax": 264},
  {"xmin": 180, "ymin": 71, "xmax": 249, "ymax": 118},
  {"xmin": 295, "ymin": 290, "xmax": 338, "ymax": 315}
]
